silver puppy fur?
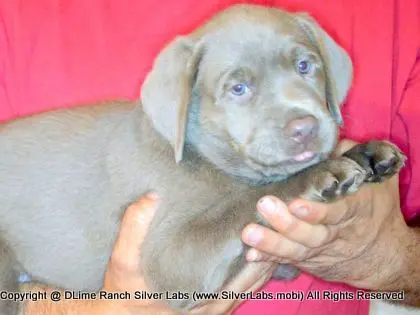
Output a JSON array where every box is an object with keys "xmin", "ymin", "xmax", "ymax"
[{"xmin": 0, "ymin": 4, "xmax": 408, "ymax": 315}]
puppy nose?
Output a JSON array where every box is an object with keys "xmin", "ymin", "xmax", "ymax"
[{"xmin": 284, "ymin": 115, "xmax": 319, "ymax": 143}]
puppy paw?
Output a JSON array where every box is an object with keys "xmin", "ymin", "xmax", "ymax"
[
  {"xmin": 299, "ymin": 157, "xmax": 367, "ymax": 202},
  {"xmin": 343, "ymin": 141, "xmax": 406, "ymax": 183}
]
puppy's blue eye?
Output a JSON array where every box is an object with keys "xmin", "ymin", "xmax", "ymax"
[
  {"xmin": 297, "ymin": 60, "xmax": 312, "ymax": 74},
  {"xmin": 231, "ymin": 83, "xmax": 248, "ymax": 96}
]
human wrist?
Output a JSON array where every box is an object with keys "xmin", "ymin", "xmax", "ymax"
[
  {"xmin": 398, "ymin": 227, "xmax": 420, "ymax": 292},
  {"xmin": 375, "ymin": 224, "xmax": 420, "ymax": 306},
  {"xmin": 22, "ymin": 283, "xmax": 132, "ymax": 315},
  {"xmin": 96, "ymin": 299, "xmax": 132, "ymax": 315}
]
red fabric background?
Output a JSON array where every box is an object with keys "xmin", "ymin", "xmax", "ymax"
[{"xmin": 1, "ymin": 1, "xmax": 419, "ymax": 314}]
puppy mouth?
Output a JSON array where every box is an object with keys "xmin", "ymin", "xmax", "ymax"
[
  {"xmin": 229, "ymin": 139, "xmax": 327, "ymax": 177},
  {"xmin": 247, "ymin": 151, "xmax": 319, "ymax": 168},
  {"xmin": 244, "ymin": 150, "xmax": 329, "ymax": 179},
  {"xmin": 292, "ymin": 151, "xmax": 317, "ymax": 163},
  {"xmin": 231, "ymin": 140, "xmax": 319, "ymax": 166}
]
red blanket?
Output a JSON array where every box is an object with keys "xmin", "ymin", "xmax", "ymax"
[{"xmin": 1, "ymin": 1, "xmax": 419, "ymax": 314}]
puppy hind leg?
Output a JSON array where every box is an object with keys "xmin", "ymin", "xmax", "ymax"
[{"xmin": 0, "ymin": 238, "xmax": 22, "ymax": 315}]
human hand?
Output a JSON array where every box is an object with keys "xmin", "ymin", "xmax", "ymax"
[
  {"xmin": 241, "ymin": 140, "xmax": 419, "ymax": 299},
  {"xmin": 103, "ymin": 193, "xmax": 276, "ymax": 315},
  {"xmin": 102, "ymin": 192, "xmax": 176, "ymax": 315}
]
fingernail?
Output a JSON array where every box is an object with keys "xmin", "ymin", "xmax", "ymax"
[
  {"xmin": 290, "ymin": 205, "xmax": 309, "ymax": 218},
  {"xmin": 247, "ymin": 249, "xmax": 261, "ymax": 262},
  {"xmin": 139, "ymin": 192, "xmax": 160, "ymax": 215},
  {"xmin": 258, "ymin": 196, "xmax": 278, "ymax": 215},
  {"xmin": 146, "ymin": 191, "xmax": 160, "ymax": 201},
  {"xmin": 259, "ymin": 196, "xmax": 294, "ymax": 226},
  {"xmin": 246, "ymin": 226, "xmax": 263, "ymax": 245}
]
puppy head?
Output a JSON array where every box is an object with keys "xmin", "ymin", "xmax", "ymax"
[{"xmin": 141, "ymin": 4, "xmax": 353, "ymax": 182}]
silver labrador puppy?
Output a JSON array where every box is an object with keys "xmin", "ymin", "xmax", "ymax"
[{"xmin": 0, "ymin": 4, "xmax": 405, "ymax": 314}]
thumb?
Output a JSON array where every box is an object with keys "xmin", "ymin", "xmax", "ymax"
[
  {"xmin": 111, "ymin": 192, "xmax": 160, "ymax": 272},
  {"xmin": 332, "ymin": 139, "xmax": 359, "ymax": 157},
  {"xmin": 289, "ymin": 198, "xmax": 349, "ymax": 225}
]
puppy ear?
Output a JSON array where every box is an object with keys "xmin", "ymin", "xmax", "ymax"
[
  {"xmin": 295, "ymin": 14, "xmax": 353, "ymax": 125},
  {"xmin": 141, "ymin": 37, "xmax": 203, "ymax": 163}
]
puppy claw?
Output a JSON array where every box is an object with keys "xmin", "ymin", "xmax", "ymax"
[
  {"xmin": 300, "ymin": 157, "xmax": 366, "ymax": 202},
  {"xmin": 344, "ymin": 141, "xmax": 406, "ymax": 183}
]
